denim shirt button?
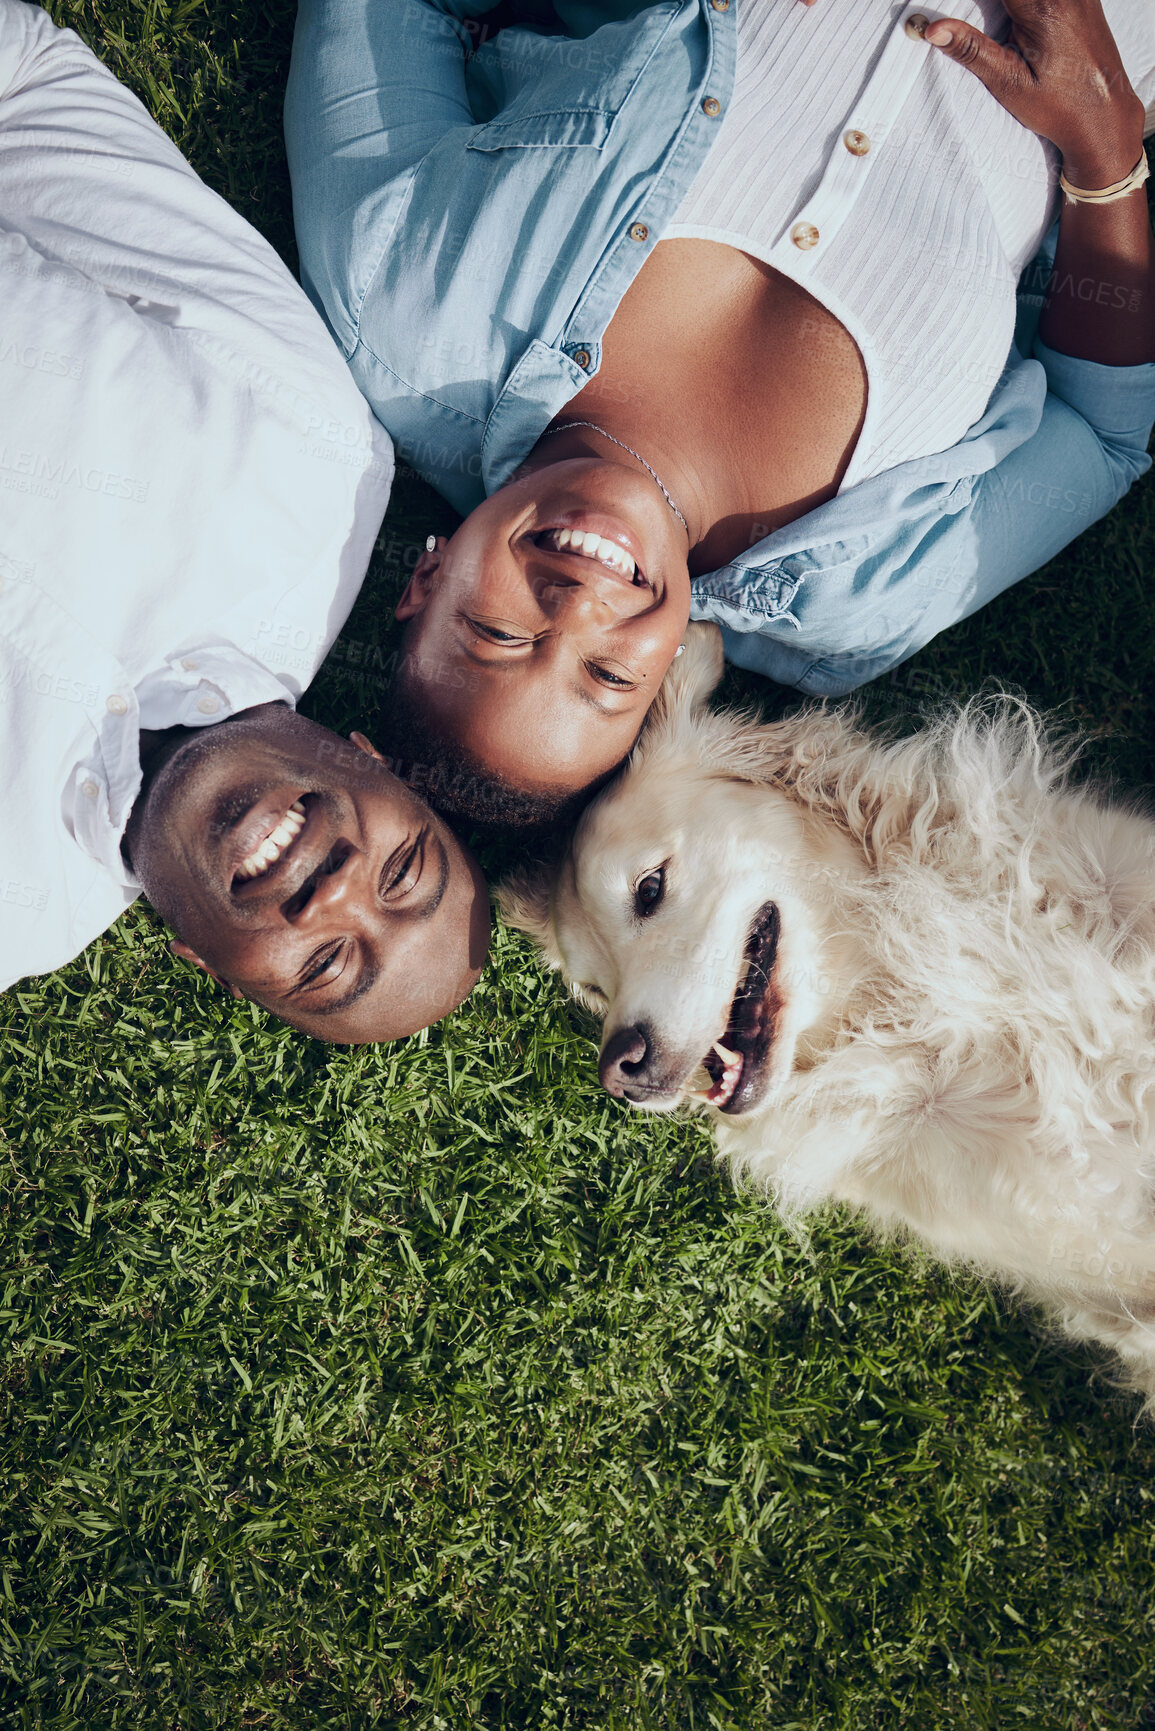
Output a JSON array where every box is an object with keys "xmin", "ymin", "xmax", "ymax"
[
  {"xmin": 701, "ymin": 96, "xmax": 722, "ymax": 118},
  {"xmin": 629, "ymin": 223, "xmax": 649, "ymax": 243},
  {"xmin": 571, "ymin": 348, "xmax": 591, "ymax": 370}
]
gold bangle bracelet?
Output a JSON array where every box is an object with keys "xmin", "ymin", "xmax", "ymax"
[{"xmin": 1059, "ymin": 151, "xmax": 1150, "ymax": 205}]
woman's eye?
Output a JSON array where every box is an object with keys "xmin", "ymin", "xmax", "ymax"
[
  {"xmin": 469, "ymin": 620, "xmax": 525, "ymax": 645},
  {"xmin": 634, "ymin": 868, "xmax": 665, "ymax": 917},
  {"xmin": 589, "ymin": 663, "xmax": 635, "ymax": 690}
]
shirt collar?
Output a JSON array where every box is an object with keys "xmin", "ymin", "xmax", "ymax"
[{"xmin": 69, "ymin": 646, "xmax": 302, "ymax": 890}]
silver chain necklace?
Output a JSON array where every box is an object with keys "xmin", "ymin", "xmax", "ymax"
[{"xmin": 541, "ymin": 420, "xmax": 689, "ymax": 534}]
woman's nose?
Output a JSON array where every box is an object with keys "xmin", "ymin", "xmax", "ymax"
[{"xmin": 534, "ymin": 573, "xmax": 620, "ymax": 621}]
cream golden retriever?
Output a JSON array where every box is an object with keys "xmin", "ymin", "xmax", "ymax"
[{"xmin": 499, "ymin": 625, "xmax": 1155, "ymax": 1405}]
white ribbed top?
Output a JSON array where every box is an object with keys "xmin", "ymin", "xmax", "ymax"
[{"xmin": 668, "ymin": 0, "xmax": 1155, "ymax": 488}]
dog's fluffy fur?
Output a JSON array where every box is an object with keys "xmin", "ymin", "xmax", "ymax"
[{"xmin": 500, "ymin": 625, "xmax": 1155, "ymax": 1405}]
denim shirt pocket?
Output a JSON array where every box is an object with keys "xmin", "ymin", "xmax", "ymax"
[{"xmin": 465, "ymin": 5, "xmax": 682, "ymax": 149}]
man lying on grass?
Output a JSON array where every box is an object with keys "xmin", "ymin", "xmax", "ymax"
[
  {"xmin": 0, "ymin": 0, "xmax": 488, "ymax": 1040},
  {"xmin": 288, "ymin": 0, "xmax": 1155, "ymax": 830}
]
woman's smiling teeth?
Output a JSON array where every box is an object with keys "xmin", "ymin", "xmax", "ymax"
[
  {"xmin": 540, "ymin": 527, "xmax": 639, "ymax": 581},
  {"xmin": 235, "ymin": 800, "xmax": 306, "ymax": 882}
]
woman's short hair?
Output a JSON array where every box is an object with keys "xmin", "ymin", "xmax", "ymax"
[{"xmin": 376, "ymin": 670, "xmax": 595, "ymax": 836}]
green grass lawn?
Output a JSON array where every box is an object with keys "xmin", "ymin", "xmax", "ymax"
[{"xmin": 3, "ymin": 3, "xmax": 1155, "ymax": 1726}]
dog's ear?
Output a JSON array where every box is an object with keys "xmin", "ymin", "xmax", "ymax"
[
  {"xmin": 495, "ymin": 864, "xmax": 563, "ymax": 971},
  {"xmin": 643, "ymin": 622, "xmax": 724, "ymax": 734}
]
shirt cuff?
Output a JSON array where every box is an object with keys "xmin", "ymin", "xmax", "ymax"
[{"xmin": 1033, "ymin": 337, "xmax": 1155, "ymax": 445}]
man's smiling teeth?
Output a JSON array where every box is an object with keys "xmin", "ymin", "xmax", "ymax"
[
  {"xmin": 543, "ymin": 527, "xmax": 638, "ymax": 580},
  {"xmin": 234, "ymin": 800, "xmax": 306, "ymax": 881}
]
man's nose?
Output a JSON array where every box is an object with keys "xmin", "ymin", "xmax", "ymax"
[{"xmin": 289, "ymin": 845, "xmax": 360, "ymax": 923}]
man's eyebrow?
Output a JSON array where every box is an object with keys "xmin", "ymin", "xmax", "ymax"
[
  {"xmin": 419, "ymin": 837, "xmax": 450, "ymax": 920},
  {"xmin": 301, "ymin": 959, "xmax": 380, "ymax": 1018}
]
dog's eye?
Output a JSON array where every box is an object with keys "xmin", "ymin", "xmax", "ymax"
[
  {"xmin": 577, "ymin": 983, "xmax": 608, "ymax": 1014},
  {"xmin": 634, "ymin": 868, "xmax": 665, "ymax": 917}
]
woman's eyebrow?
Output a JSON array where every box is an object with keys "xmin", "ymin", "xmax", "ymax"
[
  {"xmin": 461, "ymin": 648, "xmax": 519, "ymax": 670},
  {"xmin": 571, "ymin": 683, "xmax": 635, "ymax": 719}
]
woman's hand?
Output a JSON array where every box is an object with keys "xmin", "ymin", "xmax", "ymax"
[
  {"xmin": 928, "ymin": 1, "xmax": 1151, "ymax": 366},
  {"xmin": 924, "ymin": 0, "xmax": 1145, "ymax": 187}
]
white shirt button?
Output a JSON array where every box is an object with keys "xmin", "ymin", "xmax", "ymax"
[
  {"xmin": 180, "ymin": 657, "xmax": 199, "ymax": 672},
  {"xmin": 196, "ymin": 694, "xmax": 221, "ymax": 716},
  {"xmin": 905, "ymin": 13, "xmax": 929, "ymax": 38},
  {"xmin": 105, "ymin": 693, "xmax": 128, "ymax": 715},
  {"xmin": 81, "ymin": 780, "xmax": 99, "ymax": 800},
  {"xmin": 791, "ymin": 221, "xmax": 820, "ymax": 251},
  {"xmin": 844, "ymin": 129, "xmax": 870, "ymax": 157}
]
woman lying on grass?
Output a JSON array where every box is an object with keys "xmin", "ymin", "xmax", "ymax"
[{"xmin": 287, "ymin": 0, "xmax": 1155, "ymax": 830}]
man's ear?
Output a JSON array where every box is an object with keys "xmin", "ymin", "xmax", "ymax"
[
  {"xmin": 395, "ymin": 537, "xmax": 445, "ymax": 622},
  {"xmin": 169, "ymin": 939, "xmax": 243, "ymax": 999},
  {"xmin": 643, "ymin": 622, "xmax": 725, "ymax": 734},
  {"xmin": 349, "ymin": 729, "xmax": 385, "ymax": 762}
]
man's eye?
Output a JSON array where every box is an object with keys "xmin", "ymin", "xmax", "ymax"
[
  {"xmin": 381, "ymin": 839, "xmax": 422, "ymax": 899},
  {"xmin": 634, "ymin": 868, "xmax": 665, "ymax": 917},
  {"xmin": 300, "ymin": 942, "xmax": 343, "ymax": 986}
]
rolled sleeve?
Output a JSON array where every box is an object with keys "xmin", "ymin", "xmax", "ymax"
[
  {"xmin": 1034, "ymin": 337, "xmax": 1155, "ymax": 483},
  {"xmin": 692, "ymin": 340, "xmax": 1155, "ymax": 697}
]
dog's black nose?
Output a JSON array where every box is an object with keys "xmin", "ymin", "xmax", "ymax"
[{"xmin": 599, "ymin": 1025, "xmax": 649, "ymax": 1098}]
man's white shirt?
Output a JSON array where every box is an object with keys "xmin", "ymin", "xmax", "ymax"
[{"xmin": 0, "ymin": 0, "xmax": 393, "ymax": 988}]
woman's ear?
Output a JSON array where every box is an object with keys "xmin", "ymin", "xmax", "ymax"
[
  {"xmin": 643, "ymin": 622, "xmax": 725, "ymax": 733},
  {"xmin": 395, "ymin": 537, "xmax": 445, "ymax": 622}
]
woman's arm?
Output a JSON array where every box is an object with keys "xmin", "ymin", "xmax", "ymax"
[
  {"xmin": 926, "ymin": 0, "xmax": 1153, "ymax": 365},
  {"xmin": 701, "ymin": 353, "xmax": 1153, "ymax": 696}
]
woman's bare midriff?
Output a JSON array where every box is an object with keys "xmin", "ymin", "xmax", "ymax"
[{"xmin": 572, "ymin": 239, "xmax": 868, "ymax": 573}]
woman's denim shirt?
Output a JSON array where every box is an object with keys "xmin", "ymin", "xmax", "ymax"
[{"xmin": 287, "ymin": 0, "xmax": 1155, "ymax": 693}]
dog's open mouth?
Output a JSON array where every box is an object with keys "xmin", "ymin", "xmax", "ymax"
[{"xmin": 691, "ymin": 902, "xmax": 781, "ymax": 1115}]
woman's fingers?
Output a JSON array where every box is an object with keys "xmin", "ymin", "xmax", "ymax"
[
  {"xmin": 925, "ymin": 18, "xmax": 1037, "ymax": 117},
  {"xmin": 925, "ymin": 7, "xmax": 1143, "ymax": 169}
]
